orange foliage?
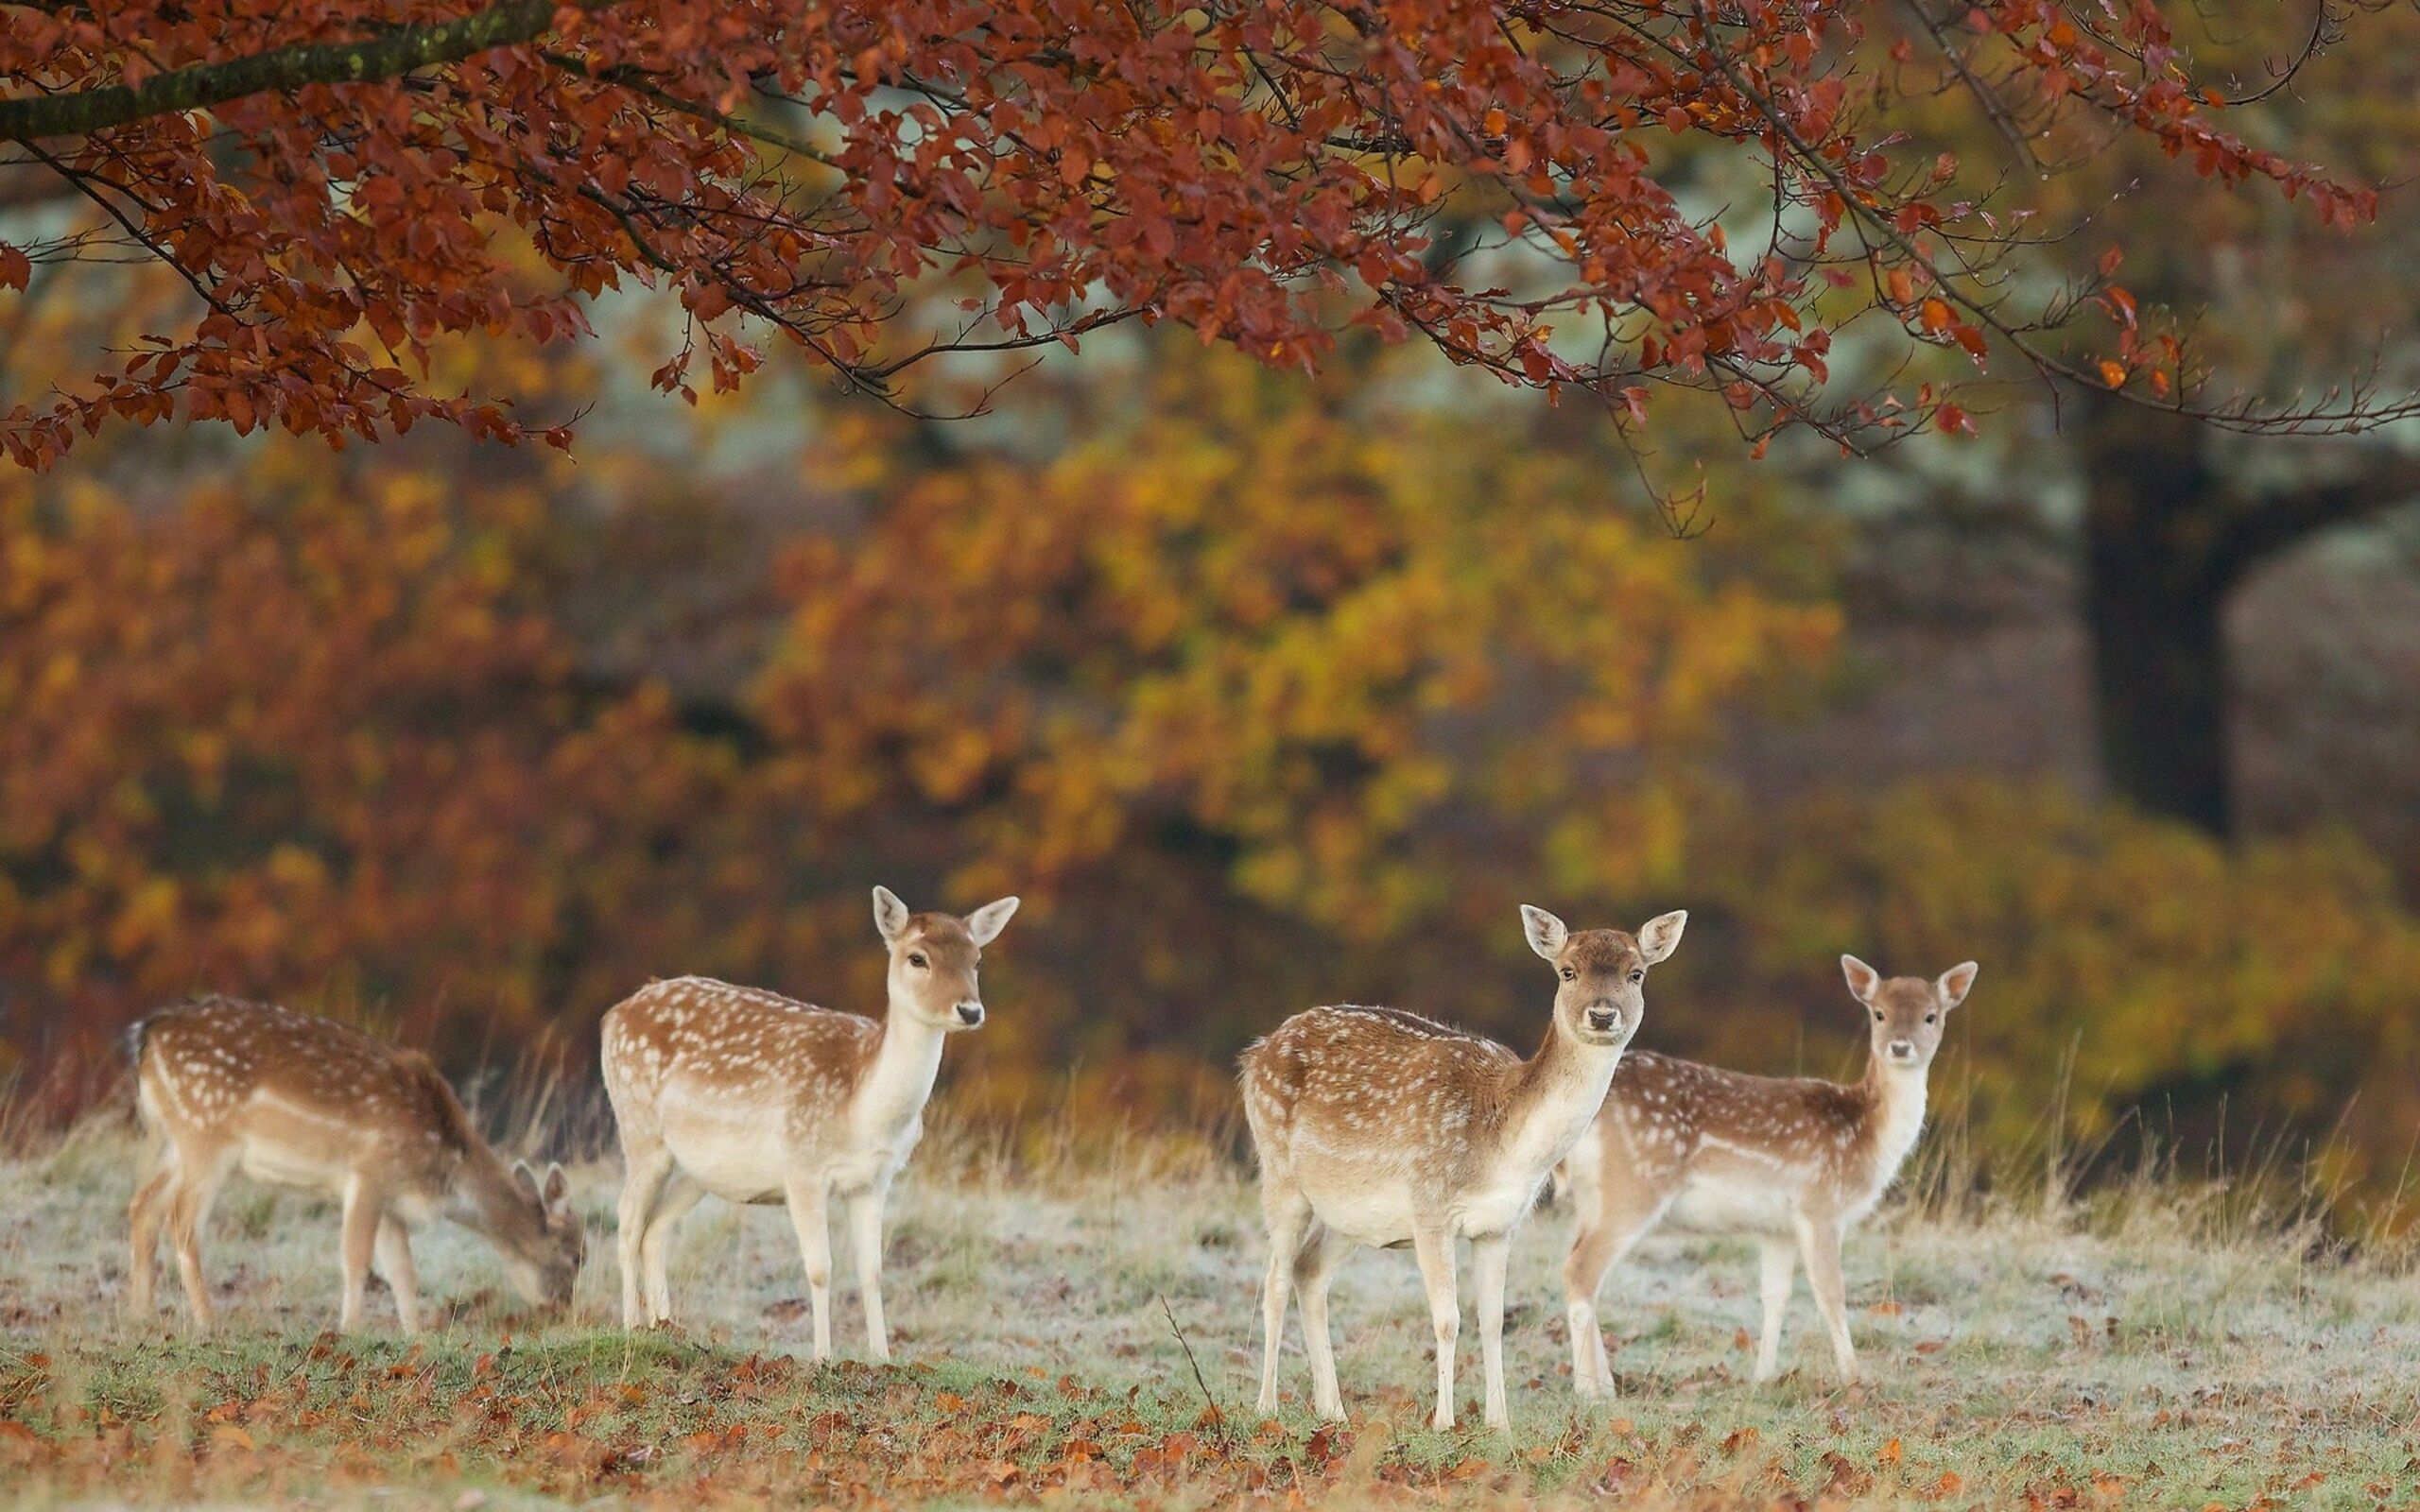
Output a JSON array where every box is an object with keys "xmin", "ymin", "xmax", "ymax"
[
  {"xmin": 6, "ymin": 343, "xmax": 2420, "ymax": 1193},
  {"xmin": 0, "ymin": 458, "xmax": 736, "ymax": 1069}
]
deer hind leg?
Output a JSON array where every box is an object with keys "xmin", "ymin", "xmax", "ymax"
[
  {"xmin": 1753, "ymin": 1238, "xmax": 1795, "ymax": 1382},
  {"xmin": 1472, "ymin": 1233, "xmax": 1512, "ymax": 1430},
  {"xmin": 375, "ymin": 1218, "xmax": 423, "ymax": 1335},
  {"xmin": 165, "ymin": 1147, "xmax": 234, "ymax": 1332},
  {"xmin": 1410, "ymin": 1224, "xmax": 1461, "ymax": 1432},
  {"xmin": 614, "ymin": 1138, "xmax": 675, "ymax": 1328},
  {"xmin": 1291, "ymin": 1223, "xmax": 1351, "ymax": 1420},
  {"xmin": 1562, "ymin": 1186, "xmax": 1668, "ymax": 1400},
  {"xmin": 846, "ymin": 1181, "xmax": 893, "ymax": 1363},
  {"xmin": 1792, "ymin": 1211, "xmax": 1857, "ymax": 1382},
  {"xmin": 785, "ymin": 1176, "xmax": 836, "ymax": 1362},
  {"xmin": 637, "ymin": 1171, "xmax": 705, "ymax": 1326},
  {"xmin": 1254, "ymin": 1178, "xmax": 1313, "ymax": 1415},
  {"xmin": 337, "ymin": 1178, "xmax": 388, "ymax": 1332},
  {"xmin": 128, "ymin": 1161, "xmax": 177, "ymax": 1317}
]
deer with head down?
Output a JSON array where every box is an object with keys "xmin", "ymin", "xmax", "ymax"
[
  {"xmin": 599, "ymin": 885, "xmax": 1018, "ymax": 1357},
  {"xmin": 1239, "ymin": 904, "xmax": 1686, "ymax": 1430},
  {"xmin": 128, "ymin": 996, "xmax": 585, "ymax": 1333},
  {"xmin": 1559, "ymin": 954, "xmax": 1979, "ymax": 1393}
]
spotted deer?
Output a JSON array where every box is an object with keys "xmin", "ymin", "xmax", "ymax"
[
  {"xmin": 1240, "ymin": 905, "xmax": 1686, "ymax": 1430},
  {"xmin": 599, "ymin": 886, "xmax": 1018, "ymax": 1354},
  {"xmin": 1560, "ymin": 955, "xmax": 1979, "ymax": 1393},
  {"xmin": 127, "ymin": 997, "xmax": 585, "ymax": 1334}
]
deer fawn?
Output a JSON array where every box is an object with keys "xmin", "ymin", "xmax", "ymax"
[
  {"xmin": 599, "ymin": 886, "xmax": 1017, "ymax": 1354},
  {"xmin": 1240, "ymin": 905, "xmax": 1685, "ymax": 1430},
  {"xmin": 1559, "ymin": 955, "xmax": 1979, "ymax": 1392},
  {"xmin": 127, "ymin": 997, "xmax": 585, "ymax": 1334}
]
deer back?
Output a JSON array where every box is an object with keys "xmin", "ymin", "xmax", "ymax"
[
  {"xmin": 134, "ymin": 997, "xmax": 471, "ymax": 1200},
  {"xmin": 601, "ymin": 976, "xmax": 880, "ymax": 1138},
  {"xmin": 1598, "ymin": 1051, "xmax": 1886, "ymax": 1213},
  {"xmin": 1241, "ymin": 1005, "xmax": 1521, "ymax": 1198}
]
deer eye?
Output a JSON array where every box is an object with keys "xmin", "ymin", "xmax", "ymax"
[
  {"xmin": 1925, "ymin": 1012, "xmax": 1938, "ymax": 1024},
  {"xmin": 1871, "ymin": 1009, "xmax": 1883, "ymax": 1023},
  {"xmin": 1560, "ymin": 967, "xmax": 1577, "ymax": 982},
  {"xmin": 1629, "ymin": 970, "xmax": 1644, "ymax": 984},
  {"xmin": 908, "ymin": 953, "xmax": 928, "ymax": 970}
]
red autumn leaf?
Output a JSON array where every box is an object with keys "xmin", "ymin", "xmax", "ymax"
[{"xmin": 0, "ymin": 0, "xmax": 2385, "ymax": 467}]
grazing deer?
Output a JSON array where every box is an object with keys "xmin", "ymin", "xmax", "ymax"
[
  {"xmin": 127, "ymin": 997, "xmax": 585, "ymax": 1334},
  {"xmin": 1240, "ymin": 905, "xmax": 1686, "ymax": 1430},
  {"xmin": 599, "ymin": 885, "xmax": 1018, "ymax": 1354},
  {"xmin": 1559, "ymin": 955, "xmax": 1979, "ymax": 1393}
]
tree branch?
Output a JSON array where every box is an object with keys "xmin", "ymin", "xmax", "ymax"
[
  {"xmin": 2210, "ymin": 453, "xmax": 2420, "ymax": 588},
  {"xmin": 0, "ymin": 0, "xmax": 585, "ymax": 144}
]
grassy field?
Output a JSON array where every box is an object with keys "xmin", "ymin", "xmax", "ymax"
[{"xmin": 2, "ymin": 1107, "xmax": 2417, "ymax": 1509}]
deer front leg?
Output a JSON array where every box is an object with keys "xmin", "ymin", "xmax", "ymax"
[
  {"xmin": 785, "ymin": 1175, "xmax": 835, "ymax": 1362},
  {"xmin": 1792, "ymin": 1211, "xmax": 1857, "ymax": 1383},
  {"xmin": 847, "ymin": 1183, "xmax": 892, "ymax": 1363},
  {"xmin": 1561, "ymin": 1221, "xmax": 1620, "ymax": 1400},
  {"xmin": 1753, "ymin": 1239, "xmax": 1794, "ymax": 1383},
  {"xmin": 1561, "ymin": 1191, "xmax": 1666, "ymax": 1400},
  {"xmin": 1472, "ymin": 1233, "xmax": 1512, "ymax": 1430},
  {"xmin": 1409, "ymin": 1225, "xmax": 1460, "ymax": 1432},
  {"xmin": 375, "ymin": 1218, "xmax": 423, "ymax": 1335},
  {"xmin": 337, "ymin": 1179, "xmax": 386, "ymax": 1332},
  {"xmin": 1255, "ymin": 1183, "xmax": 1311, "ymax": 1415}
]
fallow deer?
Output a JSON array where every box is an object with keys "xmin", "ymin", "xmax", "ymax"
[
  {"xmin": 1559, "ymin": 955, "xmax": 1979, "ymax": 1393},
  {"xmin": 598, "ymin": 886, "xmax": 1018, "ymax": 1354},
  {"xmin": 1240, "ymin": 905, "xmax": 1686, "ymax": 1430},
  {"xmin": 127, "ymin": 996, "xmax": 585, "ymax": 1333}
]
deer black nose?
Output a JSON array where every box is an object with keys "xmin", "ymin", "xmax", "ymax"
[
  {"xmin": 1888, "ymin": 1040, "xmax": 1915, "ymax": 1060},
  {"xmin": 1586, "ymin": 1007, "xmax": 1619, "ymax": 1033},
  {"xmin": 956, "ymin": 1002, "xmax": 984, "ymax": 1027}
]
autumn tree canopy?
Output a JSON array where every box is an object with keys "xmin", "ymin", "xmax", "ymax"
[{"xmin": 2, "ymin": 0, "xmax": 2403, "ymax": 469}]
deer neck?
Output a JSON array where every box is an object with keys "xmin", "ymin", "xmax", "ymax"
[
  {"xmin": 1497, "ymin": 1021, "xmax": 1625, "ymax": 1180},
  {"xmin": 447, "ymin": 1143, "xmax": 541, "ymax": 1250},
  {"xmin": 1858, "ymin": 1052, "xmax": 1931, "ymax": 1186},
  {"xmin": 853, "ymin": 999, "xmax": 949, "ymax": 1143}
]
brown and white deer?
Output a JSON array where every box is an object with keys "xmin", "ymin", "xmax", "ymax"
[
  {"xmin": 127, "ymin": 996, "xmax": 586, "ymax": 1333},
  {"xmin": 1559, "ymin": 955, "xmax": 1979, "ymax": 1393},
  {"xmin": 599, "ymin": 886, "xmax": 1017, "ymax": 1354},
  {"xmin": 1240, "ymin": 905, "xmax": 1685, "ymax": 1430}
]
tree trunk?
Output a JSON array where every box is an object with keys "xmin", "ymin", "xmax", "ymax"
[{"xmin": 2076, "ymin": 397, "xmax": 2235, "ymax": 836}]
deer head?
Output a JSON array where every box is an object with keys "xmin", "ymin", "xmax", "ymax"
[
  {"xmin": 1522, "ymin": 905, "xmax": 1687, "ymax": 1047},
  {"xmin": 1841, "ymin": 955, "xmax": 1979, "ymax": 1071},
  {"xmin": 873, "ymin": 885, "xmax": 1020, "ymax": 1031},
  {"xmin": 499, "ymin": 1160, "xmax": 585, "ymax": 1309}
]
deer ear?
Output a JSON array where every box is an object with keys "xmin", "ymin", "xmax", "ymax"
[
  {"xmin": 964, "ymin": 895, "xmax": 1020, "ymax": 948},
  {"xmin": 542, "ymin": 1161, "xmax": 571, "ymax": 1210},
  {"xmin": 1841, "ymin": 954, "xmax": 1882, "ymax": 1005},
  {"xmin": 1635, "ymin": 910, "xmax": 1687, "ymax": 965},
  {"xmin": 1519, "ymin": 904, "xmax": 1567, "ymax": 961},
  {"xmin": 872, "ymin": 885, "xmax": 911, "ymax": 943},
  {"xmin": 511, "ymin": 1160, "xmax": 541, "ymax": 1200},
  {"xmin": 1936, "ymin": 961, "xmax": 1979, "ymax": 1011}
]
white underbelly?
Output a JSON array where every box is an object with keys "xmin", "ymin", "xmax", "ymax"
[
  {"xmin": 660, "ymin": 1110, "xmax": 910, "ymax": 1203},
  {"xmin": 1665, "ymin": 1170, "xmax": 1800, "ymax": 1236},
  {"xmin": 236, "ymin": 1140, "xmax": 348, "ymax": 1194},
  {"xmin": 661, "ymin": 1108, "xmax": 790, "ymax": 1203},
  {"xmin": 1300, "ymin": 1177, "xmax": 1421, "ymax": 1248}
]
